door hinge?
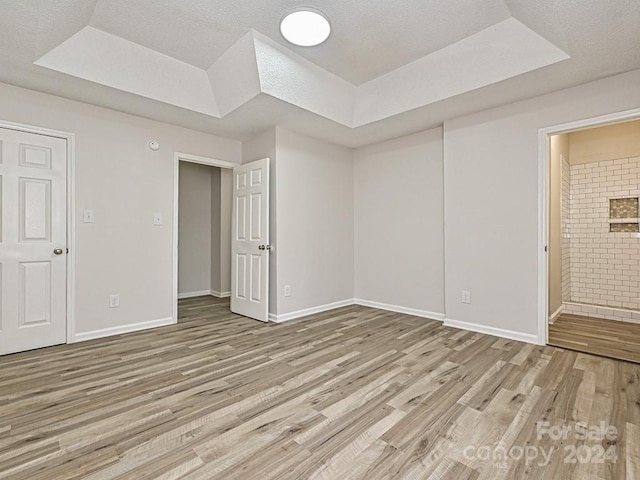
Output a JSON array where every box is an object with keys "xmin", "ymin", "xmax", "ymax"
[{"xmin": 544, "ymin": 245, "xmax": 548, "ymax": 252}]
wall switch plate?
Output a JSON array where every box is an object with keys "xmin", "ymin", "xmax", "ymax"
[
  {"xmin": 109, "ymin": 294, "xmax": 120, "ymax": 308},
  {"xmin": 284, "ymin": 285, "xmax": 291, "ymax": 297},
  {"xmin": 153, "ymin": 213, "xmax": 163, "ymax": 226},
  {"xmin": 461, "ymin": 290, "xmax": 471, "ymax": 304},
  {"xmin": 83, "ymin": 209, "xmax": 95, "ymax": 223}
]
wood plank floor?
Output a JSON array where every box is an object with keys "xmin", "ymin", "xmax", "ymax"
[
  {"xmin": 549, "ymin": 313, "xmax": 640, "ymax": 364},
  {"xmin": 0, "ymin": 296, "xmax": 638, "ymax": 479}
]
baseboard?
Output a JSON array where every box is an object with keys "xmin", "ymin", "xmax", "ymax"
[
  {"xmin": 177, "ymin": 290, "xmax": 211, "ymax": 299},
  {"xmin": 268, "ymin": 298, "xmax": 446, "ymax": 324},
  {"xmin": 563, "ymin": 301, "xmax": 640, "ymax": 325},
  {"xmin": 210, "ymin": 290, "xmax": 231, "ymax": 298},
  {"xmin": 269, "ymin": 298, "xmax": 446, "ymax": 324},
  {"xmin": 179, "ymin": 290, "xmax": 231, "ymax": 299},
  {"xmin": 443, "ymin": 318, "xmax": 538, "ymax": 345},
  {"xmin": 354, "ymin": 298, "xmax": 445, "ymax": 321},
  {"xmin": 549, "ymin": 305, "xmax": 563, "ymax": 324},
  {"xmin": 73, "ymin": 317, "xmax": 176, "ymax": 343},
  {"xmin": 270, "ymin": 299, "xmax": 355, "ymax": 323}
]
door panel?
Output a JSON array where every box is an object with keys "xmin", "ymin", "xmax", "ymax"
[
  {"xmin": 250, "ymin": 193, "xmax": 262, "ymax": 239},
  {"xmin": 19, "ymin": 143, "xmax": 52, "ymax": 169},
  {"xmin": 236, "ymin": 196, "xmax": 246, "ymax": 240},
  {"xmin": 236, "ymin": 253, "xmax": 247, "ymax": 299},
  {"xmin": 251, "ymin": 254, "xmax": 261, "ymax": 302},
  {"xmin": 20, "ymin": 261, "xmax": 52, "ymax": 327},
  {"xmin": 0, "ymin": 127, "xmax": 67, "ymax": 355},
  {"xmin": 231, "ymin": 158, "xmax": 269, "ymax": 322},
  {"xmin": 20, "ymin": 178, "xmax": 52, "ymax": 242}
]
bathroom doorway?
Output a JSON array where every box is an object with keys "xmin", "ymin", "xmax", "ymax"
[{"xmin": 546, "ymin": 118, "xmax": 640, "ymax": 363}]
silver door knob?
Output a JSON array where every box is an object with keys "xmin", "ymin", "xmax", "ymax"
[{"xmin": 53, "ymin": 248, "xmax": 64, "ymax": 255}]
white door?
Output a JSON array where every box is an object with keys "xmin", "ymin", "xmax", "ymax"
[
  {"xmin": 231, "ymin": 158, "xmax": 269, "ymax": 322},
  {"xmin": 0, "ymin": 127, "xmax": 67, "ymax": 355}
]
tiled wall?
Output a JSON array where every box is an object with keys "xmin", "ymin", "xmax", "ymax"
[
  {"xmin": 563, "ymin": 156, "xmax": 640, "ymax": 322},
  {"xmin": 561, "ymin": 157, "xmax": 571, "ymax": 302}
]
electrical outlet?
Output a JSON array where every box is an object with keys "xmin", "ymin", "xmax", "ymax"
[
  {"xmin": 461, "ymin": 290, "xmax": 471, "ymax": 304},
  {"xmin": 284, "ymin": 285, "xmax": 291, "ymax": 297},
  {"xmin": 109, "ymin": 294, "xmax": 120, "ymax": 308}
]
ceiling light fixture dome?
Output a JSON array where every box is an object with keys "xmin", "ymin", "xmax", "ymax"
[{"xmin": 280, "ymin": 9, "xmax": 331, "ymax": 47}]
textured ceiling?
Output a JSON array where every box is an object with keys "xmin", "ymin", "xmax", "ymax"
[
  {"xmin": 87, "ymin": 0, "xmax": 513, "ymax": 84},
  {"xmin": 0, "ymin": 0, "xmax": 640, "ymax": 147}
]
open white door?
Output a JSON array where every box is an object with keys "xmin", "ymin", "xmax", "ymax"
[
  {"xmin": 231, "ymin": 158, "xmax": 269, "ymax": 322},
  {"xmin": 0, "ymin": 127, "xmax": 67, "ymax": 355}
]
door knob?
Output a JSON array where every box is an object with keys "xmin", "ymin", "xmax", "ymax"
[
  {"xmin": 53, "ymin": 248, "xmax": 64, "ymax": 255},
  {"xmin": 258, "ymin": 245, "xmax": 266, "ymax": 250}
]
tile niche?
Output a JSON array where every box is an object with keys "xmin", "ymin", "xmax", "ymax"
[{"xmin": 609, "ymin": 197, "xmax": 639, "ymax": 233}]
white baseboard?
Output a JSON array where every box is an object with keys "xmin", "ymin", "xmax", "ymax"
[
  {"xmin": 178, "ymin": 290, "xmax": 230, "ymax": 299},
  {"xmin": 268, "ymin": 298, "xmax": 445, "ymax": 324},
  {"xmin": 563, "ymin": 301, "xmax": 640, "ymax": 325},
  {"xmin": 269, "ymin": 299, "xmax": 355, "ymax": 323},
  {"xmin": 210, "ymin": 290, "xmax": 231, "ymax": 298},
  {"xmin": 73, "ymin": 317, "xmax": 176, "ymax": 343},
  {"xmin": 354, "ymin": 298, "xmax": 445, "ymax": 321},
  {"xmin": 549, "ymin": 305, "xmax": 563, "ymax": 324},
  {"xmin": 177, "ymin": 290, "xmax": 211, "ymax": 299},
  {"xmin": 443, "ymin": 318, "xmax": 538, "ymax": 345}
]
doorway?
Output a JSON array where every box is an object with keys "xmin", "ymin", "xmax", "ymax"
[
  {"xmin": 172, "ymin": 153, "xmax": 272, "ymax": 324},
  {"xmin": 0, "ymin": 121, "xmax": 75, "ymax": 355},
  {"xmin": 173, "ymin": 153, "xmax": 235, "ymax": 321},
  {"xmin": 541, "ymin": 113, "xmax": 640, "ymax": 362}
]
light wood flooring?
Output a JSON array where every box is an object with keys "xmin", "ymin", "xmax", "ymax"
[
  {"xmin": 549, "ymin": 313, "xmax": 640, "ymax": 364},
  {"xmin": 1, "ymin": 296, "xmax": 639, "ymax": 479}
]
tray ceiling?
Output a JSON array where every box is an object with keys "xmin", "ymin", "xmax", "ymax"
[{"xmin": 0, "ymin": 1, "xmax": 639, "ymax": 146}]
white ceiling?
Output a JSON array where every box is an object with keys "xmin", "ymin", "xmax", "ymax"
[{"xmin": 1, "ymin": 1, "xmax": 640, "ymax": 147}]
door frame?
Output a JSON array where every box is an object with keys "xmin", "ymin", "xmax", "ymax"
[
  {"xmin": 0, "ymin": 119, "xmax": 76, "ymax": 344},
  {"xmin": 537, "ymin": 107, "xmax": 640, "ymax": 345},
  {"xmin": 172, "ymin": 152, "xmax": 237, "ymax": 322}
]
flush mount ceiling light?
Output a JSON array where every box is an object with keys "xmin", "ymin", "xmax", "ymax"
[{"xmin": 280, "ymin": 9, "xmax": 331, "ymax": 47}]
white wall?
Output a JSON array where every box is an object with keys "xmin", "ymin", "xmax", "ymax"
[
  {"xmin": 354, "ymin": 129, "xmax": 444, "ymax": 317},
  {"xmin": 0, "ymin": 82, "xmax": 241, "ymax": 338},
  {"xmin": 443, "ymin": 69, "xmax": 640, "ymax": 341},
  {"xmin": 210, "ymin": 167, "xmax": 222, "ymax": 294},
  {"xmin": 178, "ymin": 162, "xmax": 212, "ymax": 295},
  {"xmin": 219, "ymin": 169, "xmax": 233, "ymax": 295},
  {"xmin": 8, "ymin": 66, "xmax": 640, "ymax": 343},
  {"xmin": 274, "ymin": 127, "xmax": 354, "ymax": 316},
  {"xmin": 209, "ymin": 166, "xmax": 232, "ymax": 296}
]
